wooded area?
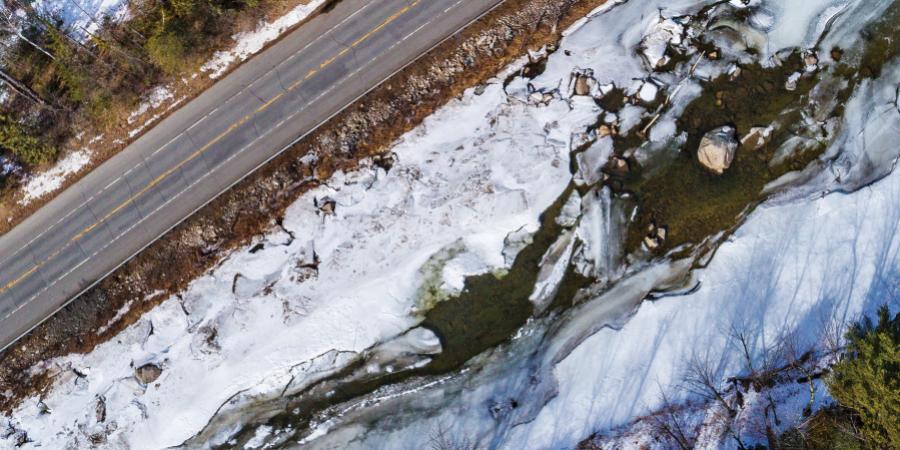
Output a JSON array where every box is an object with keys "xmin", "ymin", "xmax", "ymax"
[{"xmin": 0, "ymin": 0, "xmax": 275, "ymax": 190}]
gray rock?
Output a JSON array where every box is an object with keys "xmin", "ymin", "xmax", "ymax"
[
  {"xmin": 502, "ymin": 226, "xmax": 534, "ymax": 266},
  {"xmin": 571, "ymin": 69, "xmax": 596, "ymax": 96},
  {"xmin": 697, "ymin": 126, "xmax": 738, "ymax": 174},
  {"xmin": 740, "ymin": 126, "xmax": 774, "ymax": 151},
  {"xmin": 317, "ymin": 196, "xmax": 336, "ymax": 215},
  {"xmin": 134, "ymin": 363, "xmax": 162, "ymax": 385},
  {"xmin": 803, "ymin": 51, "xmax": 818, "ymax": 72},
  {"xmin": 556, "ymin": 192, "xmax": 582, "ymax": 228},
  {"xmin": 643, "ymin": 235, "xmax": 661, "ymax": 250}
]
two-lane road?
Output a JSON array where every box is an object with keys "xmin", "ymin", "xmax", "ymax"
[{"xmin": 0, "ymin": 0, "xmax": 503, "ymax": 351}]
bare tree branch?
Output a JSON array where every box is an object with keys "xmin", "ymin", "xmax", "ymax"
[{"xmin": 0, "ymin": 67, "xmax": 46, "ymax": 105}]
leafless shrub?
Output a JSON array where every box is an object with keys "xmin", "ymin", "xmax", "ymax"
[
  {"xmin": 428, "ymin": 423, "xmax": 479, "ymax": 450},
  {"xmin": 682, "ymin": 352, "xmax": 733, "ymax": 416},
  {"xmin": 682, "ymin": 351, "xmax": 749, "ymax": 449},
  {"xmin": 646, "ymin": 388, "xmax": 697, "ymax": 450}
]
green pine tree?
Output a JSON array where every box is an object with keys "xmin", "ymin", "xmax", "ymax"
[
  {"xmin": 827, "ymin": 305, "xmax": 900, "ymax": 449},
  {"xmin": 0, "ymin": 114, "xmax": 55, "ymax": 166}
]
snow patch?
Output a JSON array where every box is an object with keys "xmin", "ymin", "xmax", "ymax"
[
  {"xmin": 32, "ymin": 0, "xmax": 129, "ymax": 39},
  {"xmin": 20, "ymin": 150, "xmax": 92, "ymax": 205},
  {"xmin": 201, "ymin": 0, "xmax": 326, "ymax": 78},
  {"xmin": 127, "ymin": 86, "xmax": 174, "ymax": 125}
]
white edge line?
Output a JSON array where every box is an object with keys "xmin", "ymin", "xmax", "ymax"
[{"xmin": 0, "ymin": 0, "xmax": 505, "ymax": 353}]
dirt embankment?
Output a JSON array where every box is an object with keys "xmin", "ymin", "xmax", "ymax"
[{"xmin": 0, "ymin": 0, "xmax": 609, "ymax": 413}]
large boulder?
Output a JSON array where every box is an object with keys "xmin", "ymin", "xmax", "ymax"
[{"xmin": 697, "ymin": 126, "xmax": 738, "ymax": 174}]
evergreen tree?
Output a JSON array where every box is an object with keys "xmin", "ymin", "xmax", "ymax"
[
  {"xmin": 827, "ymin": 306, "xmax": 900, "ymax": 449},
  {"xmin": 0, "ymin": 114, "xmax": 54, "ymax": 166}
]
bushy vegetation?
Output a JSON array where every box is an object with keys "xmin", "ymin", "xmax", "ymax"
[
  {"xmin": 0, "ymin": 0, "xmax": 277, "ymax": 174},
  {"xmin": 0, "ymin": 114, "xmax": 54, "ymax": 166},
  {"xmin": 825, "ymin": 305, "xmax": 899, "ymax": 449}
]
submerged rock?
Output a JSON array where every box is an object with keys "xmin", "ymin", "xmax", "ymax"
[
  {"xmin": 606, "ymin": 156, "xmax": 630, "ymax": 176},
  {"xmin": 697, "ymin": 126, "xmax": 738, "ymax": 174}
]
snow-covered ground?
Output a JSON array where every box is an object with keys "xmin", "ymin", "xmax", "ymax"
[
  {"xmin": 127, "ymin": 86, "xmax": 175, "ymax": 125},
  {"xmin": 2, "ymin": 0, "xmax": 898, "ymax": 448}
]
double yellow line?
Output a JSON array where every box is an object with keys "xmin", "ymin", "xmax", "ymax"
[{"xmin": 1, "ymin": 0, "xmax": 420, "ymax": 297}]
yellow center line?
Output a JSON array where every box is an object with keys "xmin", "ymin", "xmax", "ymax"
[
  {"xmin": 352, "ymin": 4, "xmax": 411, "ymax": 47},
  {"xmin": 0, "ymin": 0, "xmax": 421, "ymax": 297},
  {"xmin": 3, "ymin": 266, "xmax": 39, "ymax": 292},
  {"xmin": 256, "ymin": 92, "xmax": 285, "ymax": 114},
  {"xmin": 320, "ymin": 56, "xmax": 338, "ymax": 68}
]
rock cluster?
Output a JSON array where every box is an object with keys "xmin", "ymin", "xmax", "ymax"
[{"xmin": 643, "ymin": 223, "xmax": 667, "ymax": 251}]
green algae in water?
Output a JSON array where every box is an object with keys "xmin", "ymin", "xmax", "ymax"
[
  {"xmin": 855, "ymin": 2, "xmax": 900, "ymax": 80},
  {"xmin": 621, "ymin": 53, "xmax": 823, "ymax": 254},
  {"xmin": 225, "ymin": 185, "xmax": 590, "ymax": 446},
  {"xmin": 595, "ymin": 87, "xmax": 627, "ymax": 112},
  {"xmin": 420, "ymin": 184, "xmax": 576, "ymax": 373},
  {"xmin": 618, "ymin": 0, "xmax": 900, "ymax": 255},
  {"xmin": 414, "ymin": 240, "xmax": 467, "ymax": 312}
]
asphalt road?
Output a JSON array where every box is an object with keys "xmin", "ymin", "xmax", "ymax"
[{"xmin": 0, "ymin": 0, "xmax": 504, "ymax": 352}]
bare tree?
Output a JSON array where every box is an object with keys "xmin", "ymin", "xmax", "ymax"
[
  {"xmin": 781, "ymin": 331, "xmax": 820, "ymax": 418},
  {"xmin": 428, "ymin": 423, "xmax": 479, "ymax": 450},
  {"xmin": 63, "ymin": 0, "xmax": 149, "ymax": 68},
  {"xmin": 7, "ymin": 0, "xmax": 108, "ymax": 66},
  {"xmin": 817, "ymin": 310, "xmax": 846, "ymax": 358},
  {"xmin": 683, "ymin": 353, "xmax": 733, "ymax": 416},
  {"xmin": 647, "ymin": 388, "xmax": 696, "ymax": 450},
  {"xmin": 682, "ymin": 352, "xmax": 749, "ymax": 449},
  {"xmin": 729, "ymin": 326, "xmax": 789, "ymax": 450},
  {"xmin": 0, "ymin": 67, "xmax": 47, "ymax": 105}
]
